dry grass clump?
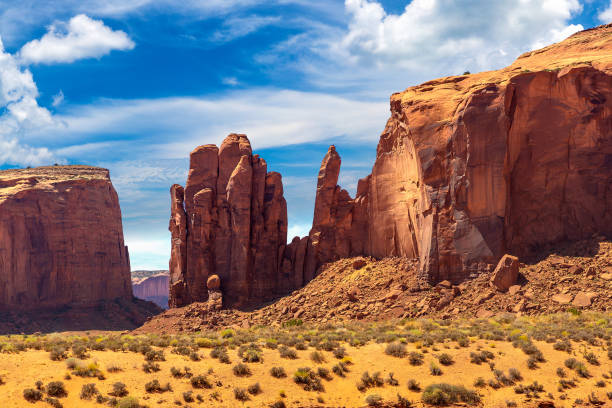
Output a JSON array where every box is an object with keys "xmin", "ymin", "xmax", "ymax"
[
  {"xmin": 310, "ymin": 350, "xmax": 326, "ymax": 363},
  {"xmin": 190, "ymin": 375, "xmax": 213, "ymax": 389},
  {"xmin": 79, "ymin": 383, "xmax": 99, "ymax": 400},
  {"xmin": 278, "ymin": 345, "xmax": 298, "ymax": 359},
  {"xmin": 357, "ymin": 371, "xmax": 384, "ymax": 392},
  {"xmin": 385, "ymin": 342, "xmax": 407, "ymax": 358},
  {"xmin": 232, "ymin": 362, "xmax": 252, "ymax": 377}
]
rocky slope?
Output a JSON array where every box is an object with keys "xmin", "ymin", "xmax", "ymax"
[
  {"xmin": 132, "ymin": 272, "xmax": 169, "ymax": 309},
  {"xmin": 136, "ymin": 236, "xmax": 611, "ymax": 334},
  {"xmin": 0, "ymin": 166, "xmax": 132, "ymax": 310}
]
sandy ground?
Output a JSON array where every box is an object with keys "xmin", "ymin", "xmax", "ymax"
[{"xmin": 0, "ymin": 335, "xmax": 610, "ymax": 407}]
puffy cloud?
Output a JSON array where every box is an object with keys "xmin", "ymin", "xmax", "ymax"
[
  {"xmin": 337, "ymin": 0, "xmax": 583, "ymax": 70},
  {"xmin": 0, "ymin": 38, "xmax": 56, "ymax": 166},
  {"xmin": 600, "ymin": 1, "xmax": 612, "ymax": 22},
  {"xmin": 19, "ymin": 14, "xmax": 135, "ymax": 64}
]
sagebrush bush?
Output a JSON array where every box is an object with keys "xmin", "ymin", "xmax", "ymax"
[
  {"xmin": 190, "ymin": 375, "xmax": 212, "ymax": 389},
  {"xmin": 23, "ymin": 388, "xmax": 43, "ymax": 402},
  {"xmin": 270, "ymin": 366, "xmax": 287, "ymax": 378},
  {"xmin": 46, "ymin": 381, "xmax": 67, "ymax": 397},
  {"xmin": 233, "ymin": 363, "xmax": 252, "ymax": 377},
  {"xmin": 437, "ymin": 353, "xmax": 454, "ymax": 366},
  {"xmin": 421, "ymin": 383, "xmax": 480, "ymax": 405},
  {"xmin": 110, "ymin": 382, "xmax": 128, "ymax": 397},
  {"xmin": 365, "ymin": 393, "xmax": 383, "ymax": 406},
  {"xmin": 385, "ymin": 343, "xmax": 407, "ymax": 358},
  {"xmin": 408, "ymin": 379, "xmax": 421, "ymax": 391},
  {"xmin": 408, "ymin": 352, "xmax": 424, "ymax": 366},
  {"xmin": 310, "ymin": 351, "xmax": 326, "ymax": 363},
  {"xmin": 248, "ymin": 382, "xmax": 262, "ymax": 395},
  {"xmin": 79, "ymin": 383, "xmax": 99, "ymax": 400},
  {"xmin": 234, "ymin": 387, "xmax": 249, "ymax": 401}
]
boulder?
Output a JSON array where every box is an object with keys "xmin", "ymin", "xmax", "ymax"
[
  {"xmin": 0, "ymin": 166, "xmax": 132, "ymax": 310},
  {"xmin": 352, "ymin": 259, "xmax": 367, "ymax": 270},
  {"xmin": 552, "ymin": 293, "xmax": 573, "ymax": 304},
  {"xmin": 572, "ymin": 291, "xmax": 597, "ymax": 307},
  {"xmin": 490, "ymin": 255, "xmax": 519, "ymax": 291},
  {"xmin": 207, "ymin": 275, "xmax": 221, "ymax": 290}
]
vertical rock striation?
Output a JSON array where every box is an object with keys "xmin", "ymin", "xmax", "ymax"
[
  {"xmin": 0, "ymin": 166, "xmax": 132, "ymax": 310},
  {"xmin": 169, "ymin": 134, "xmax": 292, "ymax": 307}
]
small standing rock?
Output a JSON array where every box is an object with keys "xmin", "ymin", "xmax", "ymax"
[{"xmin": 207, "ymin": 274, "xmax": 221, "ymax": 290}]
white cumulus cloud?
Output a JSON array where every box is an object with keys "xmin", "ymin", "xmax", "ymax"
[
  {"xmin": 19, "ymin": 14, "xmax": 135, "ymax": 64},
  {"xmin": 0, "ymin": 38, "xmax": 56, "ymax": 166},
  {"xmin": 600, "ymin": 1, "xmax": 612, "ymax": 22}
]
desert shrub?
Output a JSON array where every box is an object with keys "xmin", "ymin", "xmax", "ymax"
[
  {"xmin": 190, "ymin": 375, "xmax": 212, "ymax": 389},
  {"xmin": 142, "ymin": 361, "xmax": 160, "ymax": 373},
  {"xmin": 408, "ymin": 379, "xmax": 421, "ymax": 391},
  {"xmin": 110, "ymin": 382, "xmax": 128, "ymax": 397},
  {"xmin": 385, "ymin": 343, "xmax": 407, "ymax": 358},
  {"xmin": 49, "ymin": 347, "xmax": 68, "ymax": 361},
  {"xmin": 294, "ymin": 367, "xmax": 324, "ymax": 391},
  {"xmin": 72, "ymin": 344, "xmax": 89, "ymax": 359},
  {"xmin": 117, "ymin": 396, "xmax": 140, "ymax": 408},
  {"xmin": 46, "ymin": 381, "xmax": 67, "ymax": 397},
  {"xmin": 72, "ymin": 361, "xmax": 103, "ymax": 378},
  {"xmin": 526, "ymin": 356, "xmax": 538, "ymax": 369},
  {"xmin": 508, "ymin": 368, "xmax": 522, "ymax": 382},
  {"xmin": 408, "ymin": 352, "xmax": 424, "ymax": 366},
  {"xmin": 596, "ymin": 380, "xmax": 605, "ymax": 387},
  {"xmin": 238, "ymin": 343, "xmax": 264, "ymax": 363},
  {"xmin": 556, "ymin": 367, "xmax": 566, "ymax": 377},
  {"xmin": 584, "ymin": 352, "xmax": 599, "ymax": 365},
  {"xmin": 310, "ymin": 351, "xmax": 326, "ymax": 363},
  {"xmin": 234, "ymin": 387, "xmax": 249, "ymax": 401},
  {"xmin": 248, "ymin": 382, "xmax": 262, "ymax": 395},
  {"xmin": 233, "ymin": 363, "xmax": 251, "ymax": 377},
  {"xmin": 144, "ymin": 380, "xmax": 171, "ymax": 393},
  {"xmin": 144, "ymin": 349, "xmax": 165, "ymax": 362},
  {"xmin": 44, "ymin": 396, "xmax": 63, "ymax": 408},
  {"xmin": 107, "ymin": 363, "xmax": 122, "ymax": 373},
  {"xmin": 23, "ymin": 388, "xmax": 43, "ymax": 402},
  {"xmin": 553, "ymin": 339, "xmax": 572, "ymax": 352},
  {"xmin": 210, "ymin": 347, "xmax": 230, "ymax": 363},
  {"xmin": 365, "ymin": 393, "xmax": 383, "ymax": 406},
  {"xmin": 608, "ymin": 348, "xmax": 612, "ymax": 360},
  {"xmin": 357, "ymin": 371, "xmax": 384, "ymax": 391},
  {"xmin": 564, "ymin": 358, "xmax": 578, "ymax": 369},
  {"xmin": 473, "ymin": 377, "xmax": 485, "ymax": 388},
  {"xmin": 182, "ymin": 390, "xmax": 194, "ymax": 402},
  {"xmin": 332, "ymin": 363, "xmax": 348, "ymax": 377},
  {"xmin": 333, "ymin": 347, "xmax": 346, "ymax": 359},
  {"xmin": 437, "ymin": 353, "xmax": 454, "ymax": 366},
  {"xmin": 269, "ymin": 401, "xmax": 286, "ymax": 408},
  {"xmin": 65, "ymin": 358, "xmax": 78, "ymax": 369},
  {"xmin": 421, "ymin": 383, "xmax": 480, "ymax": 405},
  {"xmin": 470, "ymin": 350, "xmax": 494, "ymax": 365},
  {"xmin": 386, "ymin": 372, "xmax": 399, "ymax": 386},
  {"xmin": 279, "ymin": 345, "xmax": 297, "ymax": 359},
  {"xmin": 270, "ymin": 366, "xmax": 287, "ymax": 378},
  {"xmin": 318, "ymin": 367, "xmax": 332, "ymax": 380},
  {"xmin": 430, "ymin": 362, "xmax": 442, "ymax": 376},
  {"xmin": 79, "ymin": 384, "xmax": 98, "ymax": 400}
]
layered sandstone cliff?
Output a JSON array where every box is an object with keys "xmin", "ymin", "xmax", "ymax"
[
  {"xmin": 307, "ymin": 24, "xmax": 612, "ymax": 282},
  {"xmin": 169, "ymin": 134, "xmax": 293, "ymax": 307},
  {"xmin": 170, "ymin": 25, "xmax": 612, "ymax": 308},
  {"xmin": 133, "ymin": 272, "xmax": 169, "ymax": 308},
  {"xmin": 0, "ymin": 166, "xmax": 133, "ymax": 309}
]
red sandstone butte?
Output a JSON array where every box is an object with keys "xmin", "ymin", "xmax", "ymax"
[
  {"xmin": 169, "ymin": 134, "xmax": 291, "ymax": 307},
  {"xmin": 0, "ymin": 166, "xmax": 132, "ymax": 310}
]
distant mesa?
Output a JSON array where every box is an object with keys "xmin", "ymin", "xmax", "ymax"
[
  {"xmin": 169, "ymin": 24, "xmax": 612, "ymax": 310},
  {"xmin": 132, "ymin": 271, "xmax": 169, "ymax": 309}
]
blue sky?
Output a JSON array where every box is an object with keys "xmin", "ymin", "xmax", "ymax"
[{"xmin": 0, "ymin": 0, "xmax": 610, "ymax": 270}]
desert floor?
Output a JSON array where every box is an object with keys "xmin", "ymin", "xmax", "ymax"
[{"xmin": 0, "ymin": 313, "xmax": 610, "ymax": 407}]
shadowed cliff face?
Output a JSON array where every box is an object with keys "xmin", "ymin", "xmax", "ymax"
[
  {"xmin": 170, "ymin": 24, "xmax": 612, "ymax": 308},
  {"xmin": 0, "ymin": 166, "xmax": 133, "ymax": 310},
  {"xmin": 132, "ymin": 273, "xmax": 169, "ymax": 309}
]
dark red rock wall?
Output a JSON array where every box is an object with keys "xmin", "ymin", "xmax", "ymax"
[{"xmin": 0, "ymin": 166, "xmax": 132, "ymax": 310}]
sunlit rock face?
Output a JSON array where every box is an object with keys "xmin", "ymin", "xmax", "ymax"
[{"xmin": 0, "ymin": 166, "xmax": 132, "ymax": 310}]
